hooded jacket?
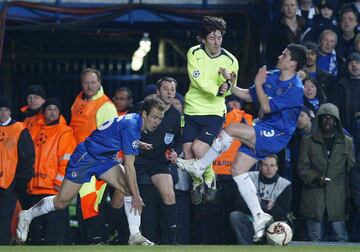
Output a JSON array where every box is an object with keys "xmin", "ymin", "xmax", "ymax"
[{"xmin": 297, "ymin": 103, "xmax": 354, "ymax": 221}]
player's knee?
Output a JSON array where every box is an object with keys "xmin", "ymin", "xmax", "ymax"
[
  {"xmin": 111, "ymin": 198, "xmax": 124, "ymax": 209},
  {"xmin": 183, "ymin": 144, "xmax": 193, "ymax": 159},
  {"xmin": 225, "ymin": 124, "xmax": 237, "ymax": 137},
  {"xmin": 231, "ymin": 166, "xmax": 246, "ymax": 177},
  {"xmin": 161, "ymin": 190, "xmax": 175, "ymax": 204}
]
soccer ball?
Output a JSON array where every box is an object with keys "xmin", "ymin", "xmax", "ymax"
[{"xmin": 266, "ymin": 221, "xmax": 293, "ymax": 246}]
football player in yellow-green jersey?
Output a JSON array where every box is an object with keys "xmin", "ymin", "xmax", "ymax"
[{"xmin": 182, "ymin": 16, "xmax": 239, "ymax": 205}]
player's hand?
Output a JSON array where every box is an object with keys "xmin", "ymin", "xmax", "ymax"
[
  {"xmin": 266, "ymin": 200, "xmax": 274, "ymax": 210},
  {"xmin": 218, "ymin": 67, "xmax": 231, "ymax": 80},
  {"xmin": 138, "ymin": 141, "xmax": 153, "ymax": 150},
  {"xmin": 132, "ymin": 195, "xmax": 145, "ymax": 215},
  {"xmin": 229, "ymin": 71, "xmax": 237, "ymax": 85},
  {"xmin": 218, "ymin": 83, "xmax": 230, "ymax": 95},
  {"xmin": 166, "ymin": 149, "xmax": 178, "ymax": 163},
  {"xmin": 255, "ymin": 65, "xmax": 267, "ymax": 87},
  {"xmin": 297, "ymin": 69, "xmax": 307, "ymax": 81},
  {"xmin": 258, "ymin": 108, "xmax": 264, "ymax": 118}
]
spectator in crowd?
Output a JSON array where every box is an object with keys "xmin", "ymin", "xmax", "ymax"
[
  {"xmin": 336, "ymin": 4, "xmax": 359, "ymax": 70},
  {"xmin": 177, "ymin": 43, "xmax": 307, "ymax": 241},
  {"xmin": 226, "ymin": 95, "xmax": 243, "ymax": 111},
  {"xmin": 266, "ymin": 0, "xmax": 305, "ymax": 67},
  {"xmin": 182, "ymin": 16, "xmax": 238, "ymax": 204},
  {"xmin": 17, "ymin": 96, "xmax": 166, "ymax": 246},
  {"xmin": 229, "ymin": 155, "xmax": 292, "ymax": 245},
  {"xmin": 298, "ymin": 103, "xmax": 354, "ymax": 242},
  {"xmin": 352, "ymin": 33, "xmax": 360, "ymax": 53},
  {"xmin": 303, "ymin": 76, "xmax": 327, "ymax": 113},
  {"xmin": 113, "ymin": 87, "xmax": 133, "ymax": 116},
  {"xmin": 302, "ymin": 41, "xmax": 337, "ymax": 102},
  {"xmin": 69, "ymin": 68, "xmax": 118, "ymax": 244},
  {"xmin": 303, "ymin": 1, "xmax": 338, "ymax": 42},
  {"xmin": 26, "ymin": 98, "xmax": 76, "ymax": 245},
  {"xmin": 335, "ymin": 52, "xmax": 360, "ymax": 151},
  {"xmin": 317, "ymin": 29, "xmax": 339, "ymax": 76},
  {"xmin": 20, "ymin": 85, "xmax": 46, "ymax": 132},
  {"xmin": 297, "ymin": 0, "xmax": 318, "ymax": 29},
  {"xmin": 134, "ymin": 77, "xmax": 181, "ymax": 244},
  {"xmin": 0, "ymin": 95, "xmax": 35, "ymax": 245}
]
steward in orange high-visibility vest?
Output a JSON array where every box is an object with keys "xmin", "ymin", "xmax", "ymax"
[
  {"xmin": 26, "ymin": 98, "xmax": 76, "ymax": 245},
  {"xmin": 212, "ymin": 109, "xmax": 253, "ymax": 175},
  {"xmin": 20, "ymin": 85, "xmax": 46, "ymax": 133},
  {"xmin": 69, "ymin": 67, "xmax": 117, "ymax": 245},
  {"xmin": 0, "ymin": 95, "xmax": 34, "ymax": 245},
  {"xmin": 28, "ymin": 114, "xmax": 76, "ymax": 195}
]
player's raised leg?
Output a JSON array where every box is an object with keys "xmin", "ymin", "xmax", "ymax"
[{"xmin": 17, "ymin": 179, "xmax": 82, "ymax": 242}]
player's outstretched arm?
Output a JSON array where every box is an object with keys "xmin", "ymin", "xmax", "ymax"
[
  {"xmin": 255, "ymin": 66, "xmax": 271, "ymax": 114},
  {"xmin": 229, "ymin": 71, "xmax": 253, "ymax": 102}
]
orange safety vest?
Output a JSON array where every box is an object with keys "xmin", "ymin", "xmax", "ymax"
[
  {"xmin": 70, "ymin": 92, "xmax": 109, "ymax": 219},
  {"xmin": 212, "ymin": 109, "xmax": 253, "ymax": 175},
  {"xmin": 21, "ymin": 105, "xmax": 41, "ymax": 133},
  {"xmin": 28, "ymin": 116, "xmax": 76, "ymax": 195},
  {"xmin": 70, "ymin": 92, "xmax": 111, "ymax": 144},
  {"xmin": 0, "ymin": 122, "xmax": 25, "ymax": 189}
]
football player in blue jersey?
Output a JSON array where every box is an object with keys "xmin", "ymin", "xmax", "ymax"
[
  {"xmin": 177, "ymin": 43, "xmax": 307, "ymax": 242},
  {"xmin": 17, "ymin": 96, "xmax": 166, "ymax": 245}
]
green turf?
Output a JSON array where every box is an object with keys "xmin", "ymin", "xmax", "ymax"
[{"xmin": 1, "ymin": 246, "xmax": 360, "ymax": 252}]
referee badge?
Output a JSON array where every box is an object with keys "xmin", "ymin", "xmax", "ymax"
[{"xmin": 164, "ymin": 133, "xmax": 175, "ymax": 145}]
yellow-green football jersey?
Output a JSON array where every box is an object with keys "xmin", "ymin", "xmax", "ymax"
[{"xmin": 184, "ymin": 44, "xmax": 239, "ymax": 116}]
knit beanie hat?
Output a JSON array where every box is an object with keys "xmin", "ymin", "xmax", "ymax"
[
  {"xmin": 43, "ymin": 97, "xmax": 62, "ymax": 113},
  {"xmin": 0, "ymin": 95, "xmax": 12, "ymax": 112},
  {"xmin": 27, "ymin": 85, "xmax": 46, "ymax": 99}
]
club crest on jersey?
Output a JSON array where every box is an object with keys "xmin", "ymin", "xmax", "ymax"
[
  {"xmin": 164, "ymin": 133, "xmax": 175, "ymax": 145},
  {"xmin": 132, "ymin": 140, "xmax": 140, "ymax": 149},
  {"xmin": 71, "ymin": 171, "xmax": 77, "ymax": 178},
  {"xmin": 192, "ymin": 70, "xmax": 200, "ymax": 79}
]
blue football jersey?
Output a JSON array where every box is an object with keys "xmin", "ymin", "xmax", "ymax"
[
  {"xmin": 84, "ymin": 113, "xmax": 142, "ymax": 159},
  {"xmin": 249, "ymin": 70, "xmax": 303, "ymax": 135}
]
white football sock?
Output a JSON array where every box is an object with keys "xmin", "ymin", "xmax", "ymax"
[
  {"xmin": 197, "ymin": 130, "xmax": 233, "ymax": 169},
  {"xmin": 233, "ymin": 173, "xmax": 264, "ymax": 220},
  {"xmin": 124, "ymin": 196, "xmax": 141, "ymax": 235},
  {"xmin": 28, "ymin": 195, "xmax": 56, "ymax": 219}
]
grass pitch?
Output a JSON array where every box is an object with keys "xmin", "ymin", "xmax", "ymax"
[{"xmin": 2, "ymin": 245, "xmax": 360, "ymax": 252}]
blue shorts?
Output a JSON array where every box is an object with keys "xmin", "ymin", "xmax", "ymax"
[
  {"xmin": 239, "ymin": 123, "xmax": 291, "ymax": 160},
  {"xmin": 65, "ymin": 143, "xmax": 119, "ymax": 184},
  {"xmin": 183, "ymin": 114, "xmax": 224, "ymax": 145}
]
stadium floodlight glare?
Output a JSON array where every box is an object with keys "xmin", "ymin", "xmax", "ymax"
[
  {"xmin": 140, "ymin": 33, "xmax": 151, "ymax": 53},
  {"xmin": 131, "ymin": 33, "xmax": 151, "ymax": 71}
]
